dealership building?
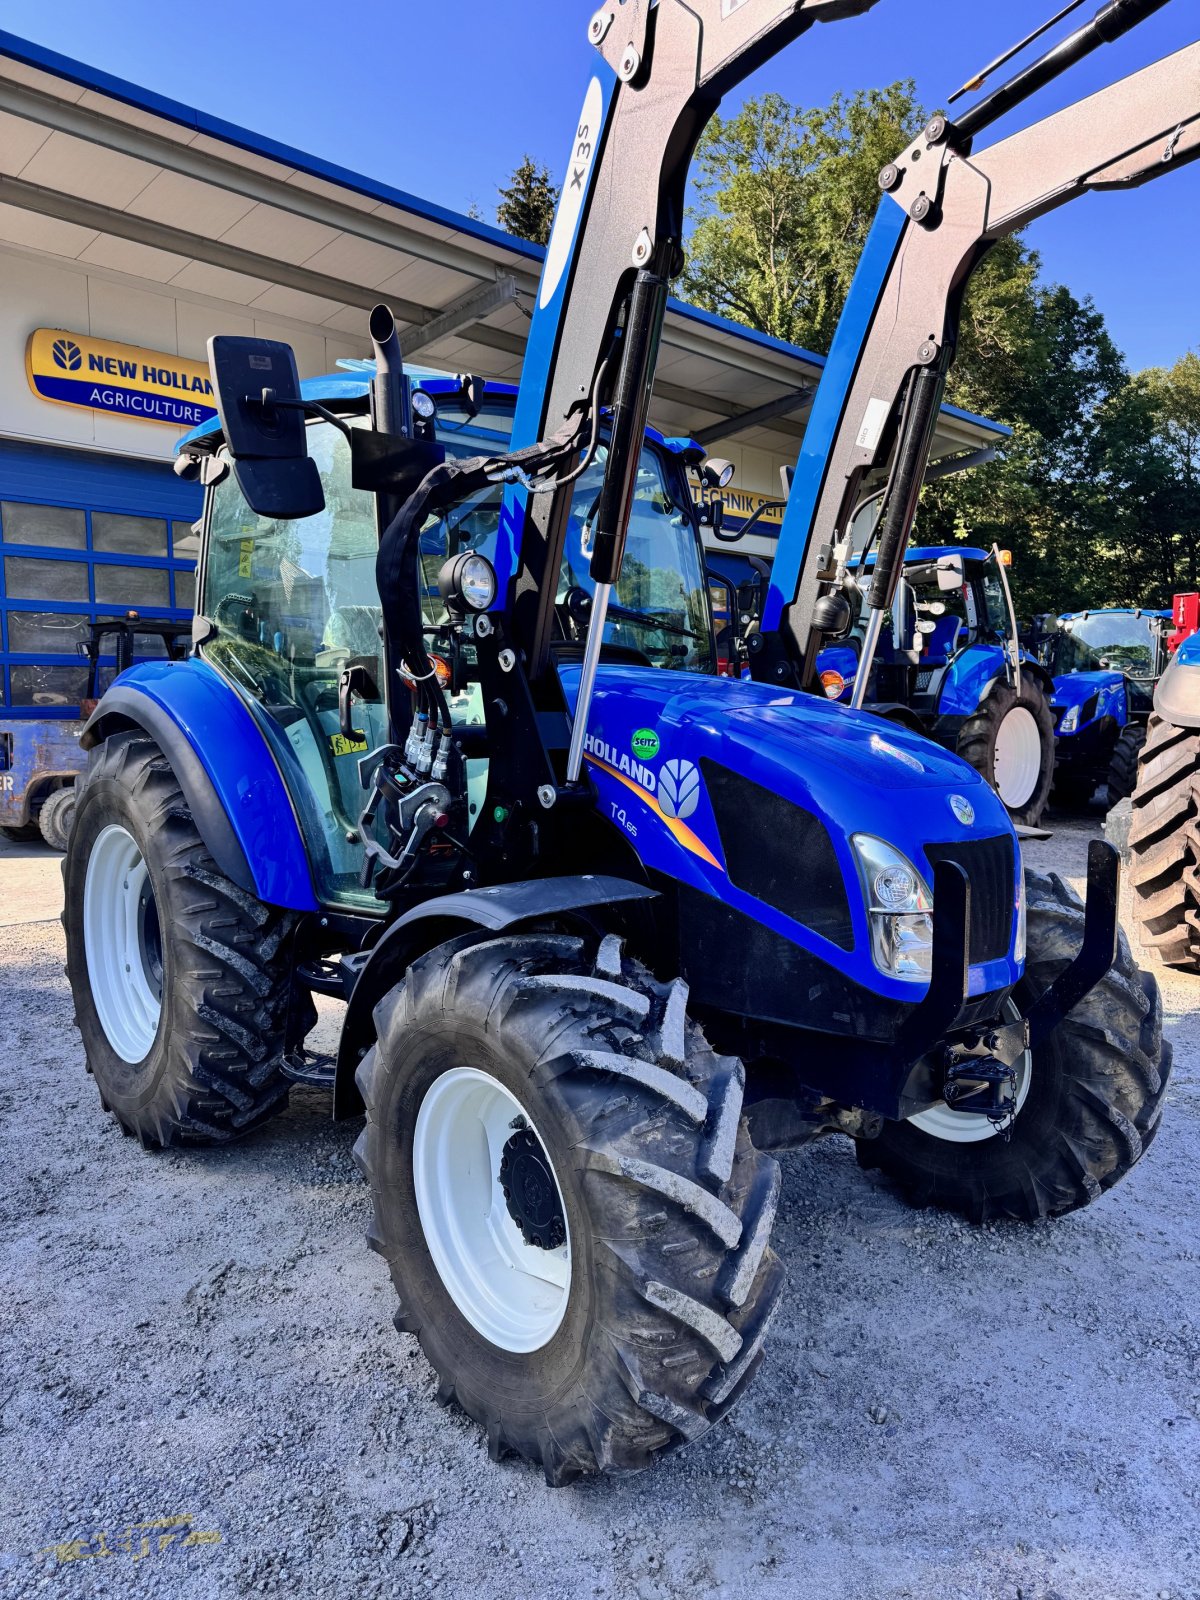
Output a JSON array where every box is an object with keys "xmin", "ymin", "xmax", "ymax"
[{"xmin": 0, "ymin": 29, "xmax": 1005, "ymax": 718}]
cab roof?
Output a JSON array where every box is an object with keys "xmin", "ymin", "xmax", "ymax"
[{"xmin": 177, "ymin": 363, "xmax": 702, "ymax": 460}]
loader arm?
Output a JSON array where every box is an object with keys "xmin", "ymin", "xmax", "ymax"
[
  {"xmin": 758, "ymin": 18, "xmax": 1200, "ymax": 691},
  {"xmin": 498, "ymin": 0, "xmax": 884, "ymax": 683}
]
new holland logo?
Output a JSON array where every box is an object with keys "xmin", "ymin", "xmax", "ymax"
[
  {"xmin": 659, "ymin": 760, "xmax": 701, "ymax": 821},
  {"xmin": 26, "ymin": 328, "xmax": 216, "ymax": 429},
  {"xmin": 52, "ymin": 338, "xmax": 81, "ymax": 371}
]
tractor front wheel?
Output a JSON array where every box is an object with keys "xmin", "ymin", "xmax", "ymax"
[
  {"xmin": 354, "ymin": 931, "xmax": 783, "ymax": 1482},
  {"xmin": 956, "ymin": 678, "xmax": 1056, "ymax": 827},
  {"xmin": 856, "ymin": 870, "xmax": 1169, "ymax": 1222},
  {"xmin": 63, "ymin": 730, "xmax": 303, "ymax": 1147},
  {"xmin": 1107, "ymin": 723, "xmax": 1146, "ymax": 806}
]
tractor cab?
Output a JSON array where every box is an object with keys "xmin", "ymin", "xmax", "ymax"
[
  {"xmin": 179, "ymin": 368, "xmax": 716, "ymax": 909},
  {"xmin": 813, "ymin": 545, "xmax": 1056, "ymax": 826}
]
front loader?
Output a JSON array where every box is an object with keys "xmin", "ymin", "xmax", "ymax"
[{"xmin": 64, "ymin": 0, "xmax": 1171, "ymax": 1484}]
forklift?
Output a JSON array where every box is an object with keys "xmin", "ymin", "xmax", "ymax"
[{"xmin": 63, "ymin": 0, "xmax": 1175, "ymax": 1482}]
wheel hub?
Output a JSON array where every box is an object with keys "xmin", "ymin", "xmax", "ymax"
[{"xmin": 500, "ymin": 1124, "xmax": 567, "ymax": 1251}]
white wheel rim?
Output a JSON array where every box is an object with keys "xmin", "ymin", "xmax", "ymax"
[
  {"xmin": 908, "ymin": 1005, "xmax": 1032, "ymax": 1143},
  {"xmin": 412, "ymin": 1067, "xmax": 571, "ymax": 1353},
  {"xmin": 993, "ymin": 706, "xmax": 1042, "ymax": 808},
  {"xmin": 83, "ymin": 824, "xmax": 163, "ymax": 1064}
]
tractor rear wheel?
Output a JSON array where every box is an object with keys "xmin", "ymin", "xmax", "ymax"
[
  {"xmin": 354, "ymin": 930, "xmax": 783, "ymax": 1483},
  {"xmin": 956, "ymin": 678, "xmax": 1056, "ymax": 826},
  {"xmin": 63, "ymin": 730, "xmax": 303, "ymax": 1146},
  {"xmin": 856, "ymin": 870, "xmax": 1169, "ymax": 1223},
  {"xmin": 1128, "ymin": 714, "xmax": 1200, "ymax": 971},
  {"xmin": 1107, "ymin": 723, "xmax": 1146, "ymax": 806}
]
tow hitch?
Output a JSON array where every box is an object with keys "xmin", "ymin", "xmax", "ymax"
[{"xmin": 939, "ymin": 1015, "xmax": 1028, "ymax": 1133}]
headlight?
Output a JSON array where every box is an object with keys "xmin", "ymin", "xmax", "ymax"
[
  {"xmin": 1059, "ymin": 703, "xmax": 1080, "ymax": 734},
  {"xmin": 851, "ymin": 834, "xmax": 934, "ymax": 983},
  {"xmin": 1014, "ymin": 839, "xmax": 1027, "ymax": 965},
  {"xmin": 438, "ymin": 551, "xmax": 497, "ymax": 613}
]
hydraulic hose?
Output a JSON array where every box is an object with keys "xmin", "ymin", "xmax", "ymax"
[{"xmin": 956, "ymin": 0, "xmax": 1173, "ymax": 140}]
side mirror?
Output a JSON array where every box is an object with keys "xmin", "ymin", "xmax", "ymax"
[
  {"xmin": 207, "ymin": 336, "xmax": 324, "ymax": 520},
  {"xmin": 936, "ymin": 555, "xmax": 964, "ymax": 592}
]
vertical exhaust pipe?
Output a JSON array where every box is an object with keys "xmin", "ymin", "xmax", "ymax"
[{"xmin": 369, "ymin": 302, "xmax": 412, "ymax": 440}]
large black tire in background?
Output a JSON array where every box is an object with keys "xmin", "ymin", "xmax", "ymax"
[
  {"xmin": 1107, "ymin": 723, "xmax": 1147, "ymax": 806},
  {"xmin": 63, "ymin": 730, "xmax": 303, "ymax": 1146},
  {"xmin": 857, "ymin": 870, "xmax": 1169, "ymax": 1223},
  {"xmin": 354, "ymin": 931, "xmax": 783, "ymax": 1483},
  {"xmin": 1128, "ymin": 713, "xmax": 1200, "ymax": 971},
  {"xmin": 956, "ymin": 676, "xmax": 1056, "ymax": 827}
]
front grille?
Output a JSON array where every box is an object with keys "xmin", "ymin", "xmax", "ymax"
[
  {"xmin": 701, "ymin": 760, "xmax": 854, "ymax": 950},
  {"xmin": 924, "ymin": 835, "xmax": 1015, "ymax": 964},
  {"xmin": 914, "ymin": 670, "xmax": 935, "ymax": 693}
]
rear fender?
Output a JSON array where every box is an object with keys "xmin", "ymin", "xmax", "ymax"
[
  {"xmin": 332, "ymin": 875, "xmax": 657, "ymax": 1118},
  {"xmin": 1156, "ymin": 637, "xmax": 1200, "ymax": 729},
  {"xmin": 80, "ymin": 659, "xmax": 318, "ymax": 911}
]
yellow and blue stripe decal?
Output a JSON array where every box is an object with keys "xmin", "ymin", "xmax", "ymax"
[{"xmin": 582, "ymin": 743, "xmax": 725, "ymax": 874}]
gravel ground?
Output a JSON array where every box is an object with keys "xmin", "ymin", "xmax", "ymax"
[{"xmin": 1, "ymin": 810, "xmax": 1198, "ymax": 1600}]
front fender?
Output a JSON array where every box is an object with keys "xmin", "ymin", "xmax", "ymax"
[
  {"xmin": 81, "ymin": 659, "xmax": 318, "ymax": 911},
  {"xmin": 332, "ymin": 875, "xmax": 657, "ymax": 1118},
  {"xmin": 1156, "ymin": 635, "xmax": 1200, "ymax": 729}
]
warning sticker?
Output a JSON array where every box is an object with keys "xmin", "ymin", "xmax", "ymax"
[{"xmin": 856, "ymin": 397, "xmax": 892, "ymax": 455}]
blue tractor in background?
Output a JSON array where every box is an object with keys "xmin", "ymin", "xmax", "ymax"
[
  {"xmin": 815, "ymin": 545, "xmax": 1057, "ymax": 826},
  {"xmin": 1042, "ymin": 607, "xmax": 1171, "ymax": 808},
  {"xmin": 58, "ymin": 0, "xmax": 1176, "ymax": 1485}
]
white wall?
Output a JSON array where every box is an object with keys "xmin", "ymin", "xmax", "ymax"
[{"xmin": 0, "ymin": 242, "xmax": 365, "ymax": 463}]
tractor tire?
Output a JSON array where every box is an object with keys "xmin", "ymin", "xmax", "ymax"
[
  {"xmin": 354, "ymin": 930, "xmax": 784, "ymax": 1483},
  {"xmin": 856, "ymin": 870, "xmax": 1169, "ymax": 1223},
  {"xmin": 1128, "ymin": 713, "xmax": 1200, "ymax": 971},
  {"xmin": 38, "ymin": 785, "xmax": 76, "ymax": 852},
  {"xmin": 63, "ymin": 729, "xmax": 304, "ymax": 1147},
  {"xmin": 956, "ymin": 677, "xmax": 1056, "ymax": 827},
  {"xmin": 1107, "ymin": 724, "xmax": 1146, "ymax": 806}
]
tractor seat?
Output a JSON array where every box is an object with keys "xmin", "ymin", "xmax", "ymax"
[{"xmin": 921, "ymin": 614, "xmax": 963, "ymax": 666}]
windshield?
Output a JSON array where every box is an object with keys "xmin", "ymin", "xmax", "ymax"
[
  {"xmin": 976, "ymin": 556, "xmax": 1009, "ymax": 638},
  {"xmin": 1050, "ymin": 613, "xmax": 1160, "ymax": 677}
]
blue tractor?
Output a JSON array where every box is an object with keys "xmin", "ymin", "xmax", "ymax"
[
  {"xmin": 1043, "ymin": 607, "xmax": 1171, "ymax": 808},
  {"xmin": 815, "ymin": 544, "xmax": 1057, "ymax": 826},
  {"xmin": 61, "ymin": 0, "xmax": 1176, "ymax": 1482},
  {"xmin": 1128, "ymin": 628, "xmax": 1200, "ymax": 971}
]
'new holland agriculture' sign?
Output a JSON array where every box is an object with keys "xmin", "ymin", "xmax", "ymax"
[{"xmin": 25, "ymin": 328, "xmax": 217, "ymax": 428}]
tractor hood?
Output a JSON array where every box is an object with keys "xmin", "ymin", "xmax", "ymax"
[{"xmin": 558, "ymin": 663, "xmax": 1019, "ymax": 1004}]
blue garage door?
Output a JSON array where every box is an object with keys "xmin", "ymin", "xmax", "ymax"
[{"xmin": 0, "ymin": 439, "xmax": 202, "ymax": 718}]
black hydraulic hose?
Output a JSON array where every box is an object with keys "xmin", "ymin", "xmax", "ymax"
[
  {"xmin": 867, "ymin": 366, "xmax": 947, "ymax": 614},
  {"xmin": 956, "ymin": 0, "xmax": 1173, "ymax": 140}
]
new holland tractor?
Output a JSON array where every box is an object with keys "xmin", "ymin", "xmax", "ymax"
[
  {"xmin": 815, "ymin": 544, "xmax": 1057, "ymax": 826},
  {"xmin": 63, "ymin": 0, "xmax": 1180, "ymax": 1483},
  {"xmin": 1043, "ymin": 606, "xmax": 1171, "ymax": 808}
]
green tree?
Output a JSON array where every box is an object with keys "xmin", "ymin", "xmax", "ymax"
[
  {"xmin": 496, "ymin": 157, "xmax": 559, "ymax": 247},
  {"xmin": 681, "ymin": 86, "xmax": 926, "ymax": 349},
  {"xmin": 1139, "ymin": 352, "xmax": 1200, "ymax": 590}
]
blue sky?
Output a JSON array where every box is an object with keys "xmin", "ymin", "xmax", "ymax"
[{"xmin": 4, "ymin": 0, "xmax": 1196, "ymax": 371}]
